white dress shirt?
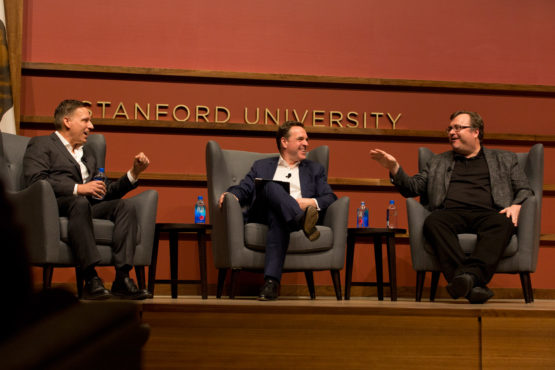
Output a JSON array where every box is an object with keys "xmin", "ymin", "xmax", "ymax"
[{"xmin": 272, "ymin": 155, "xmax": 319, "ymax": 209}]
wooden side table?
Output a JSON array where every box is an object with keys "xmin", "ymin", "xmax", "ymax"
[
  {"xmin": 344, "ymin": 227, "xmax": 406, "ymax": 301},
  {"xmin": 148, "ymin": 223, "xmax": 211, "ymax": 299}
]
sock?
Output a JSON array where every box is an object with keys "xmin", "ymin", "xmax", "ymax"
[
  {"xmin": 83, "ymin": 266, "xmax": 98, "ymax": 282},
  {"xmin": 115, "ymin": 266, "xmax": 131, "ymax": 281}
]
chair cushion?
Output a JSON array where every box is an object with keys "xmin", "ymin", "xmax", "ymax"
[
  {"xmin": 424, "ymin": 233, "xmax": 518, "ymax": 257},
  {"xmin": 59, "ymin": 217, "xmax": 115, "ymax": 245},
  {"xmin": 244, "ymin": 223, "xmax": 333, "ymax": 254},
  {"xmin": 59, "ymin": 217, "xmax": 142, "ymax": 245}
]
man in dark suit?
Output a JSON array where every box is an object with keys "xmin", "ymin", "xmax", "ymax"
[
  {"xmin": 218, "ymin": 121, "xmax": 337, "ymax": 300},
  {"xmin": 370, "ymin": 111, "xmax": 532, "ymax": 303},
  {"xmin": 23, "ymin": 99, "xmax": 150, "ymax": 300}
]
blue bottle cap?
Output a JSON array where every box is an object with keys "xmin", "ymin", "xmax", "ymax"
[
  {"xmin": 198, "ymin": 196, "xmax": 203, "ymax": 200},
  {"xmin": 99, "ymin": 168, "xmax": 105, "ymax": 172},
  {"xmin": 389, "ymin": 200, "xmax": 395, "ymax": 204}
]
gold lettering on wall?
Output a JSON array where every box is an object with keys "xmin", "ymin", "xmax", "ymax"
[
  {"xmin": 172, "ymin": 105, "xmax": 190, "ymax": 122},
  {"xmin": 215, "ymin": 106, "xmax": 231, "ymax": 123},
  {"xmin": 156, "ymin": 104, "xmax": 169, "ymax": 120},
  {"xmin": 97, "ymin": 101, "xmax": 111, "ymax": 118},
  {"xmin": 82, "ymin": 100, "xmax": 403, "ymax": 129},
  {"xmin": 264, "ymin": 109, "xmax": 279, "ymax": 125},
  {"xmin": 135, "ymin": 103, "xmax": 150, "ymax": 120},
  {"xmin": 346, "ymin": 111, "xmax": 358, "ymax": 128},
  {"xmin": 387, "ymin": 113, "xmax": 402, "ymax": 129},
  {"xmin": 312, "ymin": 110, "xmax": 325, "ymax": 127},
  {"xmin": 196, "ymin": 105, "xmax": 210, "ymax": 122},
  {"xmin": 113, "ymin": 102, "xmax": 129, "ymax": 119},
  {"xmin": 244, "ymin": 107, "xmax": 259, "ymax": 124},
  {"xmin": 371, "ymin": 112, "xmax": 383, "ymax": 128},
  {"xmin": 329, "ymin": 111, "xmax": 343, "ymax": 127}
]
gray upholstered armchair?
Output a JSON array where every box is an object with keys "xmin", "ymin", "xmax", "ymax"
[
  {"xmin": 407, "ymin": 144, "xmax": 543, "ymax": 303},
  {"xmin": 1, "ymin": 132, "xmax": 158, "ymax": 297},
  {"xmin": 206, "ymin": 140, "xmax": 349, "ymax": 300}
]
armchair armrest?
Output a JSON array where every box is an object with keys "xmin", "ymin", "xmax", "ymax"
[
  {"xmin": 406, "ymin": 198, "xmax": 434, "ymax": 271},
  {"xmin": 126, "ymin": 190, "xmax": 158, "ymax": 266},
  {"xmin": 211, "ymin": 192, "xmax": 245, "ymax": 268},
  {"xmin": 7, "ymin": 180, "xmax": 61, "ymax": 264},
  {"xmin": 515, "ymin": 195, "xmax": 540, "ymax": 271},
  {"xmin": 322, "ymin": 196, "xmax": 350, "ymax": 251}
]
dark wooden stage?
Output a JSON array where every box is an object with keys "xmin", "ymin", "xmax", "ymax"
[{"xmin": 139, "ymin": 294, "xmax": 555, "ymax": 369}]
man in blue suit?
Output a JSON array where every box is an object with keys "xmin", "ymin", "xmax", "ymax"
[
  {"xmin": 218, "ymin": 121, "xmax": 337, "ymax": 300},
  {"xmin": 370, "ymin": 111, "xmax": 532, "ymax": 303}
]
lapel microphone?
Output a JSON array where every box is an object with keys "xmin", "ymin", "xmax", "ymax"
[{"xmin": 286, "ymin": 173, "xmax": 291, "ymax": 178}]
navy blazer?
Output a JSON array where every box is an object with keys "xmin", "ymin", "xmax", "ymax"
[
  {"xmin": 23, "ymin": 133, "xmax": 137, "ymax": 201},
  {"xmin": 227, "ymin": 156, "xmax": 337, "ymax": 211}
]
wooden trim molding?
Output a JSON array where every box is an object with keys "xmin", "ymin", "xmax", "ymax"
[{"xmin": 21, "ymin": 62, "xmax": 555, "ymax": 95}]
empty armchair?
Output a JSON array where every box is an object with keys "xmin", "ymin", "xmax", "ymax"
[
  {"xmin": 206, "ymin": 140, "xmax": 349, "ymax": 300},
  {"xmin": 1, "ymin": 132, "xmax": 158, "ymax": 297},
  {"xmin": 408, "ymin": 144, "xmax": 543, "ymax": 303}
]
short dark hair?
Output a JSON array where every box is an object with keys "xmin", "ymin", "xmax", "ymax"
[
  {"xmin": 276, "ymin": 121, "xmax": 305, "ymax": 152},
  {"xmin": 450, "ymin": 110, "xmax": 484, "ymax": 142},
  {"xmin": 54, "ymin": 100, "xmax": 88, "ymax": 130}
]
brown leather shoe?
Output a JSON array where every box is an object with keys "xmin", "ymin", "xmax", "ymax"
[{"xmin": 301, "ymin": 206, "xmax": 320, "ymax": 241}]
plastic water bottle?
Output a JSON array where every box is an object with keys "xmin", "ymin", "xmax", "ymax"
[
  {"xmin": 92, "ymin": 168, "xmax": 106, "ymax": 200},
  {"xmin": 356, "ymin": 201, "xmax": 369, "ymax": 228},
  {"xmin": 194, "ymin": 196, "xmax": 206, "ymax": 224},
  {"xmin": 387, "ymin": 200, "xmax": 397, "ymax": 229}
]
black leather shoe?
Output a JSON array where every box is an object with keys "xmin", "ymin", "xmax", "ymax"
[
  {"xmin": 258, "ymin": 278, "xmax": 279, "ymax": 301},
  {"xmin": 467, "ymin": 286, "xmax": 494, "ymax": 304},
  {"xmin": 83, "ymin": 276, "xmax": 112, "ymax": 300},
  {"xmin": 301, "ymin": 206, "xmax": 320, "ymax": 241},
  {"xmin": 111, "ymin": 277, "xmax": 148, "ymax": 300},
  {"xmin": 446, "ymin": 273, "xmax": 474, "ymax": 299}
]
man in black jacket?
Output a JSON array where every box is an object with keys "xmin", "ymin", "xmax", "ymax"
[{"xmin": 23, "ymin": 100, "xmax": 150, "ymax": 300}]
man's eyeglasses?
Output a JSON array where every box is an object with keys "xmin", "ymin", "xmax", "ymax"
[{"xmin": 446, "ymin": 125, "xmax": 472, "ymax": 133}]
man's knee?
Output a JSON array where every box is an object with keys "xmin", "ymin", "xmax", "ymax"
[
  {"xmin": 115, "ymin": 199, "xmax": 137, "ymax": 223},
  {"xmin": 423, "ymin": 211, "xmax": 445, "ymax": 233},
  {"xmin": 68, "ymin": 197, "xmax": 92, "ymax": 219}
]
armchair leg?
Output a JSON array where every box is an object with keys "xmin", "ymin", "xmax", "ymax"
[
  {"xmin": 135, "ymin": 266, "xmax": 146, "ymax": 290},
  {"xmin": 415, "ymin": 271, "xmax": 425, "ymax": 302},
  {"xmin": 43, "ymin": 265, "xmax": 54, "ymax": 289},
  {"xmin": 430, "ymin": 271, "xmax": 440, "ymax": 302},
  {"xmin": 75, "ymin": 267, "xmax": 84, "ymax": 299},
  {"xmin": 217, "ymin": 269, "xmax": 227, "ymax": 299},
  {"xmin": 520, "ymin": 272, "xmax": 534, "ymax": 303},
  {"xmin": 330, "ymin": 269, "xmax": 342, "ymax": 300},
  {"xmin": 304, "ymin": 271, "xmax": 316, "ymax": 299},
  {"xmin": 229, "ymin": 269, "xmax": 240, "ymax": 299}
]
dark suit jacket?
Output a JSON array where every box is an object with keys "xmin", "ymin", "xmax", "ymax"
[
  {"xmin": 227, "ymin": 156, "xmax": 337, "ymax": 213},
  {"xmin": 391, "ymin": 147, "xmax": 533, "ymax": 211},
  {"xmin": 23, "ymin": 133, "xmax": 136, "ymax": 201}
]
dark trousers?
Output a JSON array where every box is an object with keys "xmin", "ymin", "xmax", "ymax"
[
  {"xmin": 247, "ymin": 182, "xmax": 304, "ymax": 281},
  {"xmin": 57, "ymin": 196, "xmax": 138, "ymax": 271},
  {"xmin": 423, "ymin": 208, "xmax": 516, "ymax": 286}
]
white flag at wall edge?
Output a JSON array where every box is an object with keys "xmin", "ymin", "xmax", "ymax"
[{"xmin": 0, "ymin": 0, "xmax": 16, "ymax": 135}]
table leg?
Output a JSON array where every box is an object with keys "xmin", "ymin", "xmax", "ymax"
[
  {"xmin": 386, "ymin": 234, "xmax": 397, "ymax": 301},
  {"xmin": 148, "ymin": 227, "xmax": 160, "ymax": 295},
  {"xmin": 197, "ymin": 229, "xmax": 208, "ymax": 299},
  {"xmin": 169, "ymin": 231, "xmax": 179, "ymax": 299},
  {"xmin": 373, "ymin": 235, "xmax": 384, "ymax": 301},
  {"xmin": 344, "ymin": 233, "xmax": 355, "ymax": 300}
]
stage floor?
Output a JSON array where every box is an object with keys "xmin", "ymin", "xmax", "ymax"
[{"xmin": 139, "ymin": 296, "xmax": 555, "ymax": 369}]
